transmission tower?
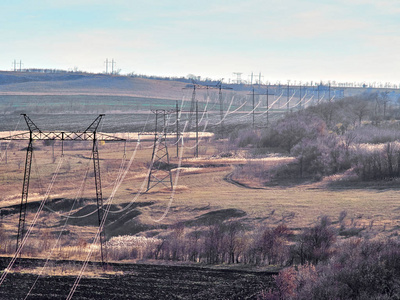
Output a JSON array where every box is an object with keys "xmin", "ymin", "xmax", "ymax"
[
  {"xmin": 0, "ymin": 114, "xmax": 124, "ymax": 268},
  {"xmin": 264, "ymin": 85, "xmax": 275, "ymax": 125},
  {"xmin": 248, "ymin": 72, "xmax": 254, "ymax": 85},
  {"xmin": 216, "ymin": 80, "xmax": 232, "ymax": 136},
  {"xmin": 175, "ymin": 101, "xmax": 180, "ymax": 158},
  {"xmin": 248, "ymin": 87, "xmax": 274, "ymax": 127},
  {"xmin": 258, "ymin": 72, "xmax": 264, "ymax": 85},
  {"xmin": 183, "ymin": 81, "xmax": 207, "ymax": 157},
  {"xmin": 299, "ymin": 84, "xmax": 302, "ymax": 109},
  {"xmin": 111, "ymin": 59, "xmax": 116, "ymax": 74},
  {"xmin": 105, "ymin": 58, "xmax": 111, "ymax": 74},
  {"xmin": 12, "ymin": 60, "xmax": 23, "ymax": 72},
  {"xmin": 146, "ymin": 110, "xmax": 173, "ymax": 192},
  {"xmin": 233, "ymin": 72, "xmax": 243, "ymax": 84},
  {"xmin": 248, "ymin": 87, "xmax": 257, "ymax": 128}
]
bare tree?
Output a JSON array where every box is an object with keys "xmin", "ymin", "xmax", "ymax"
[{"xmin": 349, "ymin": 97, "xmax": 370, "ymax": 126}]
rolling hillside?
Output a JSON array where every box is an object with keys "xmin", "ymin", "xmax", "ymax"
[{"xmin": 0, "ymin": 71, "xmax": 192, "ymax": 100}]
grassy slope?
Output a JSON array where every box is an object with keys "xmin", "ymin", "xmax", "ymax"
[
  {"xmin": 0, "ymin": 71, "xmax": 241, "ymax": 101},
  {"xmin": 1, "ymin": 140, "xmax": 399, "ymax": 242},
  {"xmin": 1, "ymin": 71, "xmax": 400, "ymax": 248}
]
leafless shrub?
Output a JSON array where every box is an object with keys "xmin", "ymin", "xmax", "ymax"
[
  {"xmin": 292, "ymin": 216, "xmax": 336, "ymax": 265},
  {"xmin": 106, "ymin": 235, "xmax": 162, "ymax": 261}
]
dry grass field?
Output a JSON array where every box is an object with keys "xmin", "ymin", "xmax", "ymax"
[
  {"xmin": 4, "ymin": 73, "xmax": 400, "ymax": 299},
  {"xmin": 1, "ymin": 134, "xmax": 400, "ymax": 263}
]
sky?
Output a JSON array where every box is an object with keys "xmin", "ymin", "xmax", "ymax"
[{"xmin": 1, "ymin": 0, "xmax": 400, "ymax": 84}]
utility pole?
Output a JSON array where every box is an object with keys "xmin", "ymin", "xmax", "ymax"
[
  {"xmin": 328, "ymin": 83, "xmax": 331, "ymax": 102},
  {"xmin": 217, "ymin": 80, "xmax": 232, "ymax": 137},
  {"xmin": 219, "ymin": 85, "xmax": 224, "ymax": 134},
  {"xmin": 233, "ymin": 72, "xmax": 242, "ymax": 84},
  {"xmin": 187, "ymin": 84, "xmax": 197, "ymax": 130},
  {"xmin": 176, "ymin": 101, "xmax": 180, "ymax": 158},
  {"xmin": 105, "ymin": 58, "xmax": 111, "ymax": 74},
  {"xmin": 249, "ymin": 72, "xmax": 253, "ymax": 85},
  {"xmin": 248, "ymin": 87, "xmax": 274, "ymax": 127},
  {"xmin": 183, "ymin": 81, "xmax": 204, "ymax": 157},
  {"xmin": 287, "ymin": 82, "xmax": 290, "ymax": 112},
  {"xmin": 195, "ymin": 101, "xmax": 199, "ymax": 157},
  {"xmin": 252, "ymin": 87, "xmax": 255, "ymax": 128},
  {"xmin": 258, "ymin": 72, "xmax": 264, "ymax": 85},
  {"xmin": 111, "ymin": 59, "xmax": 116, "ymax": 75},
  {"xmin": 299, "ymin": 84, "xmax": 302, "ymax": 109},
  {"xmin": 266, "ymin": 85, "xmax": 273, "ymax": 125}
]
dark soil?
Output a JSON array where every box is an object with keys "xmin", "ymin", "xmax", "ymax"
[{"xmin": 0, "ymin": 257, "xmax": 275, "ymax": 299}]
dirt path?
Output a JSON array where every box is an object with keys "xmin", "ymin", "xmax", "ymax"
[{"xmin": 224, "ymin": 172, "xmax": 267, "ymax": 190}]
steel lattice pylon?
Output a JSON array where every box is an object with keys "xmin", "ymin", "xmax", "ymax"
[
  {"xmin": 0, "ymin": 114, "xmax": 124, "ymax": 267},
  {"xmin": 16, "ymin": 138, "xmax": 33, "ymax": 253},
  {"xmin": 146, "ymin": 110, "xmax": 173, "ymax": 192}
]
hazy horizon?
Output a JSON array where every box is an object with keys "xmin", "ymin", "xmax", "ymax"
[{"xmin": 1, "ymin": 0, "xmax": 399, "ymax": 84}]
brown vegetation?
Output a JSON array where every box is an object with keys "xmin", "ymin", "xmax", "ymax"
[{"xmin": 2, "ymin": 90, "xmax": 400, "ymax": 297}]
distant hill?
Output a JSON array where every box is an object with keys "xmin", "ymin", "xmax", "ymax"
[
  {"xmin": 0, "ymin": 71, "xmax": 399, "ymax": 101},
  {"xmin": 0, "ymin": 71, "xmax": 193, "ymax": 100}
]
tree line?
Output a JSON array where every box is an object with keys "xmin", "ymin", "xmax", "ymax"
[{"xmin": 229, "ymin": 91, "xmax": 400, "ymax": 182}]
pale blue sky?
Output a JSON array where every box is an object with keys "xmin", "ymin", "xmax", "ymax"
[{"xmin": 1, "ymin": 0, "xmax": 399, "ymax": 83}]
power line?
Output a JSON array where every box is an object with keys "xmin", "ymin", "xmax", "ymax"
[{"xmin": 0, "ymin": 114, "xmax": 125, "ymax": 269}]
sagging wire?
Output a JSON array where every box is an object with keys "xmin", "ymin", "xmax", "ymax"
[
  {"xmin": 24, "ymin": 153, "xmax": 93, "ymax": 299},
  {"xmin": 278, "ymin": 91, "xmax": 297, "ymax": 109},
  {"xmin": 254, "ymin": 92, "xmax": 285, "ymax": 118},
  {"xmin": 302, "ymin": 94, "xmax": 315, "ymax": 107},
  {"xmin": 0, "ymin": 155, "xmax": 65, "ymax": 288},
  {"xmin": 185, "ymin": 119, "xmax": 209, "ymax": 150},
  {"xmin": 214, "ymin": 95, "xmax": 237, "ymax": 125},
  {"xmin": 197, "ymin": 96, "xmax": 210, "ymax": 125},
  {"xmin": 291, "ymin": 92, "xmax": 309, "ymax": 109},
  {"xmin": 45, "ymin": 137, "xmax": 131, "ymax": 220},
  {"xmin": 149, "ymin": 123, "xmax": 186, "ymax": 223},
  {"xmin": 105, "ymin": 136, "xmax": 157, "ymax": 213},
  {"xmin": 234, "ymin": 100, "xmax": 262, "ymax": 121},
  {"xmin": 319, "ymin": 91, "xmax": 326, "ymax": 102},
  {"xmin": 52, "ymin": 115, "xmax": 157, "ymax": 219},
  {"xmin": 66, "ymin": 136, "xmax": 163, "ymax": 300},
  {"xmin": 182, "ymin": 96, "xmax": 210, "ymax": 150},
  {"xmin": 0, "ymin": 115, "xmax": 22, "ymax": 163}
]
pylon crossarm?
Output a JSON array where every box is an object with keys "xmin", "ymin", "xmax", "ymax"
[
  {"xmin": 0, "ymin": 131, "xmax": 124, "ymax": 141},
  {"xmin": 0, "ymin": 131, "xmax": 30, "ymax": 140},
  {"xmin": 96, "ymin": 133, "xmax": 126, "ymax": 141}
]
